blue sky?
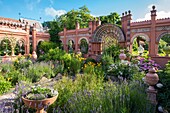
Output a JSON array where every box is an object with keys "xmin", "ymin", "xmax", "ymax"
[{"xmin": 0, "ymin": 0, "xmax": 170, "ymax": 22}]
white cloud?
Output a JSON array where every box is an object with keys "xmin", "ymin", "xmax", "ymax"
[
  {"xmin": 136, "ymin": 11, "xmax": 170, "ymax": 21},
  {"xmin": 90, "ymin": 14, "xmax": 97, "ymax": 17},
  {"xmin": 136, "ymin": 2, "xmax": 170, "ymax": 21},
  {"xmin": 45, "ymin": 7, "xmax": 66, "ymax": 17}
]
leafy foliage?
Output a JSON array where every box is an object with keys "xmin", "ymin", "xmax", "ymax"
[
  {"xmin": 107, "ymin": 62, "xmax": 140, "ymax": 80},
  {"xmin": 157, "ymin": 61, "xmax": 170, "ymax": 112},
  {"xmin": 100, "ymin": 12, "xmax": 121, "ymax": 26},
  {"xmin": 103, "ymin": 45, "xmax": 121, "ymax": 62},
  {"xmin": 37, "ymin": 41, "xmax": 57, "ymax": 56},
  {"xmin": 57, "ymin": 5, "xmax": 93, "ymax": 30},
  {"xmin": 0, "ymin": 75, "xmax": 12, "ymax": 95}
]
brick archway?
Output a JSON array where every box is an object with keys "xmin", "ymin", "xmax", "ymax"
[
  {"xmin": 131, "ymin": 33, "xmax": 150, "ymax": 43},
  {"xmin": 156, "ymin": 32, "xmax": 170, "ymax": 43},
  {"xmin": 92, "ymin": 23, "xmax": 125, "ymax": 43},
  {"xmin": 90, "ymin": 23, "xmax": 125, "ymax": 55},
  {"xmin": 78, "ymin": 37, "xmax": 89, "ymax": 44},
  {"xmin": 59, "ymin": 6, "xmax": 170, "ymax": 67}
]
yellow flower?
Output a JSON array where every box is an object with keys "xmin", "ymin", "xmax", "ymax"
[{"xmin": 7, "ymin": 78, "xmax": 11, "ymax": 81}]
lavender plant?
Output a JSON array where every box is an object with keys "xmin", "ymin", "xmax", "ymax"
[{"xmin": 138, "ymin": 58, "xmax": 161, "ymax": 73}]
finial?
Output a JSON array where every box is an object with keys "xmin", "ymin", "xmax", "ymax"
[
  {"xmin": 128, "ymin": 10, "xmax": 131, "ymax": 14},
  {"xmin": 125, "ymin": 11, "xmax": 127, "ymax": 15},
  {"xmin": 122, "ymin": 13, "xmax": 124, "ymax": 16},
  {"xmin": 152, "ymin": 5, "xmax": 156, "ymax": 10},
  {"xmin": 94, "ymin": 17, "xmax": 96, "ymax": 21}
]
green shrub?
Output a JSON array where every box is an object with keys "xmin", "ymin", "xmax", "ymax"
[
  {"xmin": 157, "ymin": 62, "xmax": 170, "ymax": 112},
  {"xmin": 0, "ymin": 75, "xmax": 12, "ymax": 95},
  {"xmin": 4, "ymin": 70, "xmax": 28, "ymax": 86},
  {"xmin": 48, "ymin": 74, "xmax": 104, "ymax": 112},
  {"xmin": 0, "ymin": 62, "xmax": 15, "ymax": 73},
  {"xmin": 70, "ymin": 56, "xmax": 82, "ymax": 75},
  {"xmin": 24, "ymin": 62, "xmax": 54, "ymax": 82},
  {"xmin": 103, "ymin": 45, "xmax": 121, "ymax": 62},
  {"xmin": 38, "ymin": 48, "xmax": 66, "ymax": 62},
  {"xmin": 65, "ymin": 81, "xmax": 154, "ymax": 113},
  {"xmin": 53, "ymin": 63, "xmax": 64, "ymax": 75},
  {"xmin": 101, "ymin": 54, "xmax": 114, "ymax": 73},
  {"xmin": 13, "ymin": 57, "xmax": 32, "ymax": 70},
  {"xmin": 107, "ymin": 62, "xmax": 140, "ymax": 80}
]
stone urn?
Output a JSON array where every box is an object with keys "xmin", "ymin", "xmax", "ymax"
[
  {"xmin": 145, "ymin": 67, "xmax": 159, "ymax": 91},
  {"xmin": 22, "ymin": 95, "xmax": 58, "ymax": 113},
  {"xmin": 119, "ymin": 50, "xmax": 126, "ymax": 60}
]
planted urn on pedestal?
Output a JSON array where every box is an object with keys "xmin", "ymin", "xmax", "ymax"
[
  {"xmin": 22, "ymin": 86, "xmax": 58, "ymax": 113},
  {"xmin": 145, "ymin": 67, "xmax": 159, "ymax": 91}
]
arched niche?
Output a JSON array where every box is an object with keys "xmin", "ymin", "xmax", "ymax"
[
  {"xmin": 131, "ymin": 33, "xmax": 150, "ymax": 56},
  {"xmin": 91, "ymin": 23, "xmax": 125, "ymax": 51}
]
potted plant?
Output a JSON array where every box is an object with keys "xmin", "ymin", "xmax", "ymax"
[{"xmin": 22, "ymin": 85, "xmax": 58, "ymax": 113}]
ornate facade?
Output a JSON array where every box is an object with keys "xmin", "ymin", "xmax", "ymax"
[
  {"xmin": 0, "ymin": 17, "xmax": 50, "ymax": 55},
  {"xmin": 59, "ymin": 6, "xmax": 170, "ymax": 67}
]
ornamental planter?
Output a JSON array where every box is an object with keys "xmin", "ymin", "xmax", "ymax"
[
  {"xmin": 145, "ymin": 67, "xmax": 159, "ymax": 91},
  {"xmin": 22, "ymin": 95, "xmax": 58, "ymax": 113},
  {"xmin": 119, "ymin": 50, "xmax": 126, "ymax": 60}
]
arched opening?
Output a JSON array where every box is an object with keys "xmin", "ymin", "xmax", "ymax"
[
  {"xmin": 102, "ymin": 35, "xmax": 118, "ymax": 50},
  {"xmin": 0, "ymin": 38, "xmax": 12, "ymax": 56},
  {"xmin": 68, "ymin": 40, "xmax": 75, "ymax": 53},
  {"xmin": 15, "ymin": 40, "xmax": 25, "ymax": 55},
  {"xmin": 91, "ymin": 24, "xmax": 125, "ymax": 55},
  {"xmin": 59, "ymin": 40, "xmax": 64, "ymax": 50},
  {"xmin": 79, "ymin": 39, "xmax": 88, "ymax": 54},
  {"xmin": 132, "ymin": 36, "xmax": 149, "ymax": 56},
  {"xmin": 158, "ymin": 33, "xmax": 170, "ymax": 56},
  {"xmin": 37, "ymin": 41, "xmax": 44, "ymax": 56}
]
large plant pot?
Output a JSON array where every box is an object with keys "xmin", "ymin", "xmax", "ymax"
[{"xmin": 22, "ymin": 95, "xmax": 58, "ymax": 113}]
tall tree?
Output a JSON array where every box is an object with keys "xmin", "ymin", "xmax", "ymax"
[
  {"xmin": 57, "ymin": 5, "xmax": 94, "ymax": 30},
  {"xmin": 99, "ymin": 12, "xmax": 121, "ymax": 26}
]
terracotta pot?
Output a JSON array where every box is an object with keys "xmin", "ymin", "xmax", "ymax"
[
  {"xmin": 145, "ymin": 67, "xmax": 159, "ymax": 90},
  {"xmin": 119, "ymin": 50, "xmax": 126, "ymax": 60},
  {"xmin": 22, "ymin": 95, "xmax": 58, "ymax": 113}
]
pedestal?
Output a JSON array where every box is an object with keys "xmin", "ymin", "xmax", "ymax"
[{"xmin": 146, "ymin": 89, "xmax": 157, "ymax": 105}]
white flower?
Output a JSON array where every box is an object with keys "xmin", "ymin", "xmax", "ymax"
[
  {"xmin": 142, "ymin": 77, "xmax": 145, "ymax": 82},
  {"xmin": 156, "ymin": 83, "xmax": 163, "ymax": 88},
  {"xmin": 158, "ymin": 106, "xmax": 164, "ymax": 112}
]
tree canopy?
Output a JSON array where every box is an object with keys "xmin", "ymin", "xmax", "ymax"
[
  {"xmin": 42, "ymin": 5, "xmax": 121, "ymax": 47},
  {"xmin": 99, "ymin": 12, "xmax": 121, "ymax": 26},
  {"xmin": 57, "ymin": 5, "xmax": 93, "ymax": 30}
]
